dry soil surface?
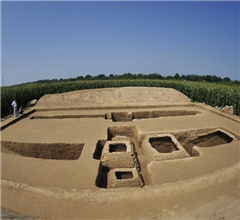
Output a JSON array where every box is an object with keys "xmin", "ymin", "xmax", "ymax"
[
  {"xmin": 36, "ymin": 87, "xmax": 189, "ymax": 108},
  {"xmin": 1, "ymin": 87, "xmax": 240, "ymax": 220}
]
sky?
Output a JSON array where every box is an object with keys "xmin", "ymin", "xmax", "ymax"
[{"xmin": 1, "ymin": 1, "xmax": 239, "ymax": 86}]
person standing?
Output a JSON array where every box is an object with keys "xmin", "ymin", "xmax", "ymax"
[{"xmin": 11, "ymin": 100, "xmax": 18, "ymax": 116}]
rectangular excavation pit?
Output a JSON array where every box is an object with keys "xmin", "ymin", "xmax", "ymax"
[
  {"xmin": 1, "ymin": 141, "xmax": 84, "ymax": 160},
  {"xmin": 141, "ymin": 134, "xmax": 190, "ymax": 162},
  {"xmin": 173, "ymin": 128, "xmax": 236, "ymax": 156},
  {"xmin": 111, "ymin": 112, "xmax": 132, "ymax": 122},
  {"xmin": 100, "ymin": 141, "xmax": 139, "ymax": 169},
  {"xmin": 188, "ymin": 130, "xmax": 233, "ymax": 148},
  {"xmin": 109, "ymin": 143, "xmax": 127, "ymax": 153},
  {"xmin": 149, "ymin": 136, "xmax": 179, "ymax": 153},
  {"xmin": 107, "ymin": 126, "xmax": 140, "ymax": 149},
  {"xmin": 115, "ymin": 171, "xmax": 133, "ymax": 179},
  {"xmin": 108, "ymin": 168, "xmax": 144, "ymax": 188}
]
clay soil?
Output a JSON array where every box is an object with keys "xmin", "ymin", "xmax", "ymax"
[
  {"xmin": 149, "ymin": 136, "xmax": 178, "ymax": 153},
  {"xmin": 1, "ymin": 87, "xmax": 240, "ymax": 220}
]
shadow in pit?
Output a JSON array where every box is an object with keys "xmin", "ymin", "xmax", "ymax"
[
  {"xmin": 149, "ymin": 136, "xmax": 179, "ymax": 153},
  {"xmin": 93, "ymin": 125, "xmax": 140, "ymax": 160},
  {"xmin": 93, "ymin": 139, "xmax": 106, "ymax": 160},
  {"xmin": 94, "ymin": 125, "xmax": 149, "ymax": 188},
  {"xmin": 95, "ymin": 164, "xmax": 110, "ymax": 188},
  {"xmin": 175, "ymin": 129, "xmax": 234, "ymax": 156},
  {"xmin": 1, "ymin": 141, "xmax": 84, "ymax": 160},
  {"xmin": 108, "ymin": 110, "xmax": 200, "ymax": 122}
]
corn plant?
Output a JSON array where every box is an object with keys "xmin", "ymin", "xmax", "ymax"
[{"xmin": 1, "ymin": 80, "xmax": 240, "ymax": 117}]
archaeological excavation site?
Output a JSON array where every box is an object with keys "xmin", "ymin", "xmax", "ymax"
[{"xmin": 1, "ymin": 87, "xmax": 240, "ymax": 219}]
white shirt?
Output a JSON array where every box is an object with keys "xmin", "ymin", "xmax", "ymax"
[{"xmin": 11, "ymin": 101, "xmax": 17, "ymax": 108}]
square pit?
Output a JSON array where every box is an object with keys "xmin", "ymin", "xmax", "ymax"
[
  {"xmin": 100, "ymin": 141, "xmax": 139, "ymax": 169},
  {"xmin": 142, "ymin": 134, "xmax": 190, "ymax": 162},
  {"xmin": 108, "ymin": 168, "xmax": 144, "ymax": 188},
  {"xmin": 111, "ymin": 112, "xmax": 132, "ymax": 122}
]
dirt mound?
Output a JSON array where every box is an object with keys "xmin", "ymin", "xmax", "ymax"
[{"xmin": 36, "ymin": 87, "xmax": 189, "ymax": 108}]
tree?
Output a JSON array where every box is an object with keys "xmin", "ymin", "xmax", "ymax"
[
  {"xmin": 85, "ymin": 74, "xmax": 92, "ymax": 80},
  {"xmin": 223, "ymin": 77, "xmax": 231, "ymax": 82},
  {"xmin": 96, "ymin": 74, "xmax": 106, "ymax": 79},
  {"xmin": 173, "ymin": 73, "xmax": 180, "ymax": 80}
]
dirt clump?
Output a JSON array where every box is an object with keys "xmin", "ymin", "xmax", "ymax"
[{"xmin": 221, "ymin": 105, "xmax": 234, "ymax": 115}]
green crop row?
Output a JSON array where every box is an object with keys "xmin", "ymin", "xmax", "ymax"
[{"xmin": 1, "ymin": 80, "xmax": 240, "ymax": 117}]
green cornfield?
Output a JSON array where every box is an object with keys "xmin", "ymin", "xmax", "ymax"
[{"xmin": 1, "ymin": 79, "xmax": 240, "ymax": 117}]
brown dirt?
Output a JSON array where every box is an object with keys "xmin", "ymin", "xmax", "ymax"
[
  {"xmin": 30, "ymin": 110, "xmax": 200, "ymax": 121},
  {"xmin": 221, "ymin": 105, "xmax": 234, "ymax": 115},
  {"xmin": 110, "ymin": 110, "xmax": 200, "ymax": 121},
  {"xmin": 174, "ymin": 129, "xmax": 234, "ymax": 156},
  {"xmin": 109, "ymin": 143, "xmax": 127, "ymax": 152},
  {"xmin": 1, "ymin": 141, "xmax": 84, "ymax": 160},
  {"xmin": 93, "ymin": 139, "xmax": 106, "ymax": 160},
  {"xmin": 95, "ymin": 125, "xmax": 146, "ymax": 188},
  {"xmin": 152, "ymin": 110, "xmax": 199, "ymax": 117},
  {"xmin": 188, "ymin": 130, "xmax": 233, "ymax": 147},
  {"xmin": 31, "ymin": 114, "xmax": 104, "ymax": 119},
  {"xmin": 111, "ymin": 111, "xmax": 132, "ymax": 122},
  {"xmin": 132, "ymin": 111, "xmax": 152, "ymax": 119},
  {"xmin": 1, "ymin": 87, "xmax": 240, "ymax": 219},
  {"xmin": 107, "ymin": 125, "xmax": 139, "ymax": 147},
  {"xmin": 1, "ymin": 207, "xmax": 41, "ymax": 220},
  {"xmin": 36, "ymin": 87, "xmax": 189, "ymax": 108},
  {"xmin": 115, "ymin": 171, "xmax": 133, "ymax": 179},
  {"xmin": 149, "ymin": 136, "xmax": 179, "ymax": 153}
]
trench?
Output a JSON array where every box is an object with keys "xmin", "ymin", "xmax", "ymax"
[
  {"xmin": 108, "ymin": 110, "xmax": 200, "ymax": 122},
  {"xmin": 31, "ymin": 115, "xmax": 104, "ymax": 119},
  {"xmin": 1, "ymin": 141, "xmax": 84, "ymax": 160}
]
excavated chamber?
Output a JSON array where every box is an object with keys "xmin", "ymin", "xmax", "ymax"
[
  {"xmin": 107, "ymin": 168, "xmax": 144, "ymax": 188},
  {"xmin": 141, "ymin": 134, "xmax": 190, "ymax": 162},
  {"xmin": 100, "ymin": 140, "xmax": 140, "ymax": 169}
]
